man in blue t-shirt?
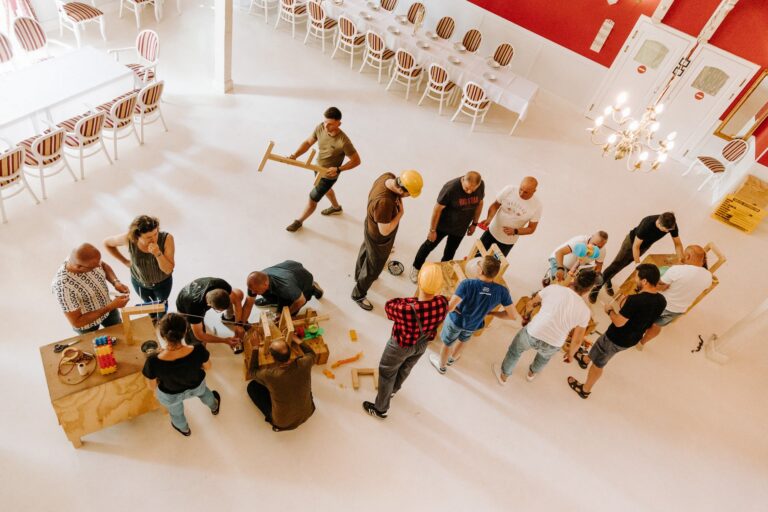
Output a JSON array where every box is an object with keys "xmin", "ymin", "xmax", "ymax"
[{"xmin": 430, "ymin": 256, "xmax": 518, "ymax": 374}]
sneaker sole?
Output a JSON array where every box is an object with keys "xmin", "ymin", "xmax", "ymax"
[{"xmin": 321, "ymin": 209, "xmax": 343, "ymax": 216}]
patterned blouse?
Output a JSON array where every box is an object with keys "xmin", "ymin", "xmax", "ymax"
[{"xmin": 51, "ymin": 263, "xmax": 111, "ymax": 329}]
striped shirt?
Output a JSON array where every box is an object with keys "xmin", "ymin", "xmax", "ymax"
[
  {"xmin": 129, "ymin": 231, "xmax": 171, "ymax": 286},
  {"xmin": 51, "ymin": 263, "xmax": 111, "ymax": 329}
]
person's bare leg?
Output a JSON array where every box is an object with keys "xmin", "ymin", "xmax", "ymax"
[
  {"xmin": 325, "ymin": 189, "xmax": 341, "ymax": 209},
  {"xmin": 583, "ymin": 364, "xmax": 603, "ymax": 392},
  {"xmin": 451, "ymin": 341, "xmax": 468, "ymax": 362},
  {"xmin": 639, "ymin": 324, "xmax": 661, "ymax": 347},
  {"xmin": 297, "ymin": 199, "xmax": 318, "ymax": 223},
  {"xmin": 439, "ymin": 344, "xmax": 452, "ymax": 368}
]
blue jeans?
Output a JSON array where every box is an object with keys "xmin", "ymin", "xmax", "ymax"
[
  {"xmin": 74, "ymin": 308, "xmax": 122, "ymax": 334},
  {"xmin": 440, "ymin": 315, "xmax": 475, "ymax": 346},
  {"xmin": 155, "ymin": 379, "xmax": 218, "ymax": 432},
  {"xmin": 501, "ymin": 327, "xmax": 559, "ymax": 375},
  {"xmin": 131, "ymin": 275, "xmax": 173, "ymax": 319}
]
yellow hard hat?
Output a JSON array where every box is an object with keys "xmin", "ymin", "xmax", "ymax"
[
  {"xmin": 418, "ymin": 263, "xmax": 443, "ymax": 295},
  {"xmin": 399, "ymin": 170, "xmax": 423, "ymax": 198}
]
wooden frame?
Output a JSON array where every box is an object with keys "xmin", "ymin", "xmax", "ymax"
[
  {"xmin": 351, "ymin": 368, "xmax": 378, "ymax": 390},
  {"xmin": 715, "ymin": 69, "xmax": 768, "ymax": 141},
  {"xmin": 258, "ymin": 140, "xmax": 332, "ymax": 186},
  {"xmin": 120, "ymin": 303, "xmax": 165, "ymax": 345}
]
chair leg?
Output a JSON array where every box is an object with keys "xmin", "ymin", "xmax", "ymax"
[
  {"xmin": 470, "ymin": 113, "xmax": 477, "ymax": 132},
  {"xmin": 39, "ymin": 169, "xmax": 47, "ymax": 200},
  {"xmin": 405, "ymin": 80, "xmax": 411, "ymax": 101},
  {"xmin": 101, "ymin": 138, "xmax": 113, "ymax": 165},
  {"xmin": 359, "ymin": 52, "xmax": 367, "ymax": 73},
  {"xmin": 438, "ymin": 95, "xmax": 444, "ymax": 115},
  {"xmin": 134, "ymin": 5, "xmax": 141, "ymax": 28},
  {"xmin": 140, "ymin": 117, "xmax": 145, "ymax": 144},
  {"xmin": 331, "ymin": 41, "xmax": 339, "ymax": 60},
  {"xmin": 131, "ymin": 124, "xmax": 141, "ymax": 144},
  {"xmin": 159, "ymin": 110, "xmax": 169, "ymax": 132},
  {"xmin": 177, "ymin": 0, "xmax": 181, "ymax": 14},
  {"xmin": 0, "ymin": 195, "xmax": 6, "ymax": 224},
  {"xmin": 377, "ymin": 62, "xmax": 383, "ymax": 83},
  {"xmin": 303, "ymin": 25, "xmax": 310, "ymax": 45},
  {"xmin": 59, "ymin": 16, "xmax": 64, "ymax": 36},
  {"xmin": 79, "ymin": 147, "xmax": 85, "ymax": 180},
  {"xmin": 73, "ymin": 24, "xmax": 82, "ymax": 48},
  {"xmin": 418, "ymin": 87, "xmax": 428, "ymax": 106},
  {"xmin": 63, "ymin": 158, "xmax": 78, "ymax": 182},
  {"xmin": 292, "ymin": 19, "xmax": 296, "ymax": 39},
  {"xmin": 683, "ymin": 160, "xmax": 697, "ymax": 176},
  {"xmin": 451, "ymin": 104, "xmax": 461, "ymax": 122},
  {"xmin": 154, "ymin": 1, "xmax": 161, "ymax": 22},
  {"xmin": 22, "ymin": 175, "xmax": 40, "ymax": 204},
  {"xmin": 119, "ymin": 0, "xmax": 124, "ymax": 18},
  {"xmin": 386, "ymin": 71, "xmax": 396, "ymax": 90},
  {"xmin": 698, "ymin": 172, "xmax": 715, "ymax": 191},
  {"xmin": 275, "ymin": 12, "xmax": 281, "ymax": 29},
  {"xmin": 99, "ymin": 16, "xmax": 107, "ymax": 41}
]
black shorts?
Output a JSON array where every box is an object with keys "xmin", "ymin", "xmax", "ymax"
[
  {"xmin": 309, "ymin": 177, "xmax": 338, "ymax": 202},
  {"xmin": 588, "ymin": 334, "xmax": 629, "ymax": 368}
]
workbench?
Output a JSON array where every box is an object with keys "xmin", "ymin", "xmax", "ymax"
[{"xmin": 39, "ymin": 316, "xmax": 161, "ymax": 448}]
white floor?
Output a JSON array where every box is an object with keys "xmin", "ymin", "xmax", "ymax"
[{"xmin": 1, "ymin": 5, "xmax": 767, "ymax": 511}]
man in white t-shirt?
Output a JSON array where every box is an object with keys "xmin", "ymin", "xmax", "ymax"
[
  {"xmin": 492, "ymin": 270, "xmax": 596, "ymax": 383},
  {"xmin": 637, "ymin": 245, "xmax": 712, "ymax": 350},
  {"xmin": 545, "ymin": 231, "xmax": 608, "ymax": 285},
  {"xmin": 478, "ymin": 176, "xmax": 541, "ymax": 256}
]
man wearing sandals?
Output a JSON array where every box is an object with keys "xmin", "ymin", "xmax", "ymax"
[
  {"xmin": 568, "ymin": 264, "xmax": 665, "ymax": 399},
  {"xmin": 285, "ymin": 107, "xmax": 362, "ymax": 232}
]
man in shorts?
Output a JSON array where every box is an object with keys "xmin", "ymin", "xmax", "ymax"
[{"xmin": 285, "ymin": 107, "xmax": 361, "ymax": 232}]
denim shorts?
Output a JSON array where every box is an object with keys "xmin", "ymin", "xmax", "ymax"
[
  {"xmin": 440, "ymin": 315, "xmax": 475, "ymax": 346},
  {"xmin": 588, "ymin": 333, "xmax": 628, "ymax": 369},
  {"xmin": 309, "ymin": 176, "xmax": 338, "ymax": 202},
  {"xmin": 654, "ymin": 309, "xmax": 683, "ymax": 326}
]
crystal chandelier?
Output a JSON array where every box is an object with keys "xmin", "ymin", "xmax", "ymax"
[{"xmin": 588, "ymin": 92, "xmax": 678, "ymax": 171}]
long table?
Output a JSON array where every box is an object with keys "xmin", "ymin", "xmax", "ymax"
[{"xmin": 323, "ymin": 0, "xmax": 538, "ymax": 131}]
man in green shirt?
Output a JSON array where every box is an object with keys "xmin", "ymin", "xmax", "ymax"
[{"xmin": 285, "ymin": 107, "xmax": 362, "ymax": 232}]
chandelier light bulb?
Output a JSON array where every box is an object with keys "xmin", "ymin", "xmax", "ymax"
[
  {"xmin": 621, "ymin": 107, "xmax": 631, "ymax": 118},
  {"xmin": 654, "ymin": 103, "xmax": 665, "ymax": 114},
  {"xmin": 666, "ymin": 140, "xmax": 675, "ymax": 150},
  {"xmin": 666, "ymin": 131, "xmax": 678, "ymax": 141},
  {"xmin": 594, "ymin": 116, "xmax": 604, "ymax": 127},
  {"xmin": 616, "ymin": 92, "xmax": 628, "ymax": 106},
  {"xmin": 607, "ymin": 133, "xmax": 618, "ymax": 144},
  {"xmin": 629, "ymin": 121, "xmax": 640, "ymax": 131},
  {"xmin": 604, "ymin": 106, "xmax": 613, "ymax": 116},
  {"xmin": 650, "ymin": 122, "xmax": 660, "ymax": 132},
  {"xmin": 657, "ymin": 153, "xmax": 668, "ymax": 163},
  {"xmin": 639, "ymin": 151, "xmax": 649, "ymax": 161}
]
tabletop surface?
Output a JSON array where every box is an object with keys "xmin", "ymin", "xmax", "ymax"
[{"xmin": 39, "ymin": 316, "xmax": 155, "ymax": 403}]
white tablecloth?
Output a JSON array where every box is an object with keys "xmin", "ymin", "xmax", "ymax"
[{"xmin": 322, "ymin": 0, "xmax": 538, "ymax": 121}]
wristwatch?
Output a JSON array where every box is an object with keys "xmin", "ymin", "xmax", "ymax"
[{"xmin": 513, "ymin": 228, "xmax": 519, "ymax": 236}]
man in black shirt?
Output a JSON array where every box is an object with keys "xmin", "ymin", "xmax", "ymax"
[
  {"xmin": 589, "ymin": 212, "xmax": 683, "ymax": 303},
  {"xmin": 568, "ymin": 264, "xmax": 666, "ymax": 399},
  {"xmin": 243, "ymin": 260, "xmax": 323, "ymax": 317},
  {"xmin": 410, "ymin": 172, "xmax": 484, "ymax": 283},
  {"xmin": 175, "ymin": 277, "xmax": 246, "ymax": 352}
]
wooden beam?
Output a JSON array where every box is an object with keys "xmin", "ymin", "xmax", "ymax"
[{"xmin": 351, "ymin": 368, "xmax": 378, "ymax": 390}]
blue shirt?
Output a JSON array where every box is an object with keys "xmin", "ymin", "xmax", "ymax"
[{"xmin": 449, "ymin": 279, "xmax": 513, "ymax": 331}]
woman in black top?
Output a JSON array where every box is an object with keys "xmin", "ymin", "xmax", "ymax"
[{"xmin": 143, "ymin": 314, "xmax": 220, "ymax": 436}]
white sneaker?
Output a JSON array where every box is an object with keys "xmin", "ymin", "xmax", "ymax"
[
  {"xmin": 491, "ymin": 363, "xmax": 507, "ymax": 385},
  {"xmin": 447, "ymin": 354, "xmax": 462, "ymax": 366},
  {"xmin": 409, "ymin": 266, "xmax": 419, "ymax": 284},
  {"xmin": 429, "ymin": 354, "xmax": 446, "ymax": 374}
]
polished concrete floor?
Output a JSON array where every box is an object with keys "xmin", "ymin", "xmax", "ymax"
[{"xmin": 1, "ymin": 4, "xmax": 767, "ymax": 511}]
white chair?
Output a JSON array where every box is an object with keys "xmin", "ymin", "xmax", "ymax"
[
  {"xmin": 461, "ymin": 28, "xmax": 482, "ymax": 53},
  {"xmin": 683, "ymin": 138, "xmax": 749, "ymax": 194},
  {"xmin": 0, "ymin": 142, "xmax": 39, "ymax": 224},
  {"xmin": 248, "ymin": 0, "xmax": 278, "ymax": 23},
  {"xmin": 13, "ymin": 17, "xmax": 67, "ymax": 61},
  {"xmin": 134, "ymin": 81, "xmax": 168, "ymax": 144},
  {"xmin": 108, "ymin": 30, "xmax": 159, "ymax": 86},
  {"xmin": 358, "ymin": 30, "xmax": 394, "ymax": 83},
  {"xmin": 418, "ymin": 63, "xmax": 457, "ymax": 115},
  {"xmin": 20, "ymin": 128, "xmax": 77, "ymax": 199},
  {"xmin": 97, "ymin": 91, "xmax": 140, "ymax": 160},
  {"xmin": 386, "ymin": 49, "xmax": 423, "ymax": 100},
  {"xmin": 54, "ymin": 0, "xmax": 106, "ymax": 48},
  {"xmin": 331, "ymin": 15, "xmax": 364, "ymax": 68},
  {"xmin": 451, "ymin": 81, "xmax": 491, "ymax": 132},
  {"xmin": 492, "ymin": 42, "xmax": 514, "ymax": 67},
  {"xmin": 304, "ymin": 0, "xmax": 337, "ymax": 53},
  {"xmin": 274, "ymin": 0, "xmax": 307, "ymax": 39},
  {"xmin": 57, "ymin": 111, "xmax": 112, "ymax": 179},
  {"xmin": 119, "ymin": 0, "xmax": 160, "ymax": 29}
]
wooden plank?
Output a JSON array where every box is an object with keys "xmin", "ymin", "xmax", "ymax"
[
  {"xmin": 257, "ymin": 140, "xmax": 274, "ymax": 173},
  {"xmin": 351, "ymin": 368, "xmax": 378, "ymax": 390}
]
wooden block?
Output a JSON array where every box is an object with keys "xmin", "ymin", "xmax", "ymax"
[
  {"xmin": 258, "ymin": 140, "xmax": 275, "ymax": 173},
  {"xmin": 121, "ymin": 303, "xmax": 165, "ymax": 315},
  {"xmin": 351, "ymin": 368, "xmax": 378, "ymax": 390},
  {"xmin": 304, "ymin": 335, "xmax": 329, "ymax": 365},
  {"xmin": 349, "ymin": 329, "xmax": 357, "ymax": 341}
]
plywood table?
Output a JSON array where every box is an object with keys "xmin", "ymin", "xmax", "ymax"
[{"xmin": 39, "ymin": 316, "xmax": 161, "ymax": 448}]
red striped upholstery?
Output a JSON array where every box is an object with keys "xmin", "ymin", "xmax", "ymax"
[
  {"xmin": 428, "ymin": 64, "xmax": 454, "ymax": 90},
  {"xmin": 13, "ymin": 17, "xmax": 47, "ymax": 53},
  {"xmin": 99, "ymin": 93, "xmax": 139, "ymax": 128},
  {"xmin": 62, "ymin": 112, "xmax": 106, "ymax": 147},
  {"xmin": 57, "ymin": 114, "xmax": 84, "ymax": 131},
  {"xmin": 406, "ymin": 2, "xmax": 425, "ymax": 24},
  {"xmin": 20, "ymin": 131, "xmax": 64, "ymax": 166},
  {"xmin": 435, "ymin": 16, "xmax": 454, "ymax": 39},
  {"xmin": 493, "ymin": 43, "xmax": 514, "ymax": 66},
  {"xmin": 62, "ymin": 2, "xmax": 103, "ymax": 22},
  {"xmin": 280, "ymin": 0, "xmax": 306, "ymax": 13},
  {"xmin": 0, "ymin": 33, "xmax": 13, "ymax": 64},
  {"xmin": 136, "ymin": 30, "xmax": 159, "ymax": 62},
  {"xmin": 97, "ymin": 90, "xmax": 140, "ymax": 114},
  {"xmin": 308, "ymin": 1, "xmax": 335, "ymax": 28},
  {"xmin": 366, "ymin": 31, "xmax": 393, "ymax": 59},
  {"xmin": 126, "ymin": 63, "xmax": 156, "ymax": 82},
  {"xmin": 462, "ymin": 29, "xmax": 482, "ymax": 53},
  {"xmin": 696, "ymin": 156, "xmax": 726, "ymax": 173},
  {"xmin": 338, "ymin": 16, "xmax": 364, "ymax": 45},
  {"xmin": 395, "ymin": 49, "xmax": 421, "ymax": 76},
  {"xmin": 465, "ymin": 82, "xmax": 489, "ymax": 108},
  {"xmin": 722, "ymin": 139, "xmax": 748, "ymax": 162},
  {"xmin": 380, "ymin": 0, "xmax": 397, "ymax": 11},
  {"xmin": 0, "ymin": 147, "xmax": 24, "ymax": 187},
  {"xmin": 136, "ymin": 82, "xmax": 164, "ymax": 114}
]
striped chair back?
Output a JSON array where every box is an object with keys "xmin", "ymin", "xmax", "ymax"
[
  {"xmin": 308, "ymin": 1, "xmax": 326, "ymax": 26},
  {"xmin": 428, "ymin": 63, "xmax": 449, "ymax": 86},
  {"xmin": 722, "ymin": 139, "xmax": 748, "ymax": 162},
  {"xmin": 112, "ymin": 93, "xmax": 139, "ymax": 124},
  {"xmin": 464, "ymin": 82, "xmax": 487, "ymax": 104},
  {"xmin": 493, "ymin": 43, "xmax": 514, "ymax": 66},
  {"xmin": 366, "ymin": 31, "xmax": 385, "ymax": 53},
  {"xmin": 435, "ymin": 16, "xmax": 455, "ymax": 39},
  {"xmin": 13, "ymin": 17, "xmax": 47, "ymax": 53},
  {"xmin": 0, "ymin": 33, "xmax": 13, "ymax": 64},
  {"xmin": 395, "ymin": 49, "xmax": 416, "ymax": 71},
  {"xmin": 338, "ymin": 16, "xmax": 357, "ymax": 40},
  {"xmin": 280, "ymin": 0, "xmax": 299, "ymax": 11},
  {"xmin": 380, "ymin": 0, "xmax": 397, "ymax": 11},
  {"xmin": 29, "ymin": 129, "xmax": 65, "ymax": 164},
  {"xmin": 406, "ymin": 2, "xmax": 425, "ymax": 24},
  {"xmin": 76, "ymin": 112, "xmax": 107, "ymax": 140},
  {"xmin": 0, "ymin": 146, "xmax": 24, "ymax": 187},
  {"xmin": 138, "ymin": 81, "xmax": 164, "ymax": 112},
  {"xmin": 136, "ymin": 30, "xmax": 159, "ymax": 62},
  {"xmin": 462, "ymin": 29, "xmax": 482, "ymax": 53}
]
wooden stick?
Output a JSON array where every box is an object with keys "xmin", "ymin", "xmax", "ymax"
[
  {"xmin": 258, "ymin": 140, "xmax": 332, "ymax": 177},
  {"xmin": 331, "ymin": 351, "xmax": 363, "ymax": 369}
]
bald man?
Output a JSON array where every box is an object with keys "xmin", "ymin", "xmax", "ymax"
[
  {"xmin": 246, "ymin": 336, "xmax": 316, "ymax": 432},
  {"xmin": 242, "ymin": 260, "xmax": 322, "ymax": 319},
  {"xmin": 52, "ymin": 243, "xmax": 131, "ymax": 333},
  {"xmin": 479, "ymin": 176, "xmax": 542, "ymax": 257},
  {"xmin": 410, "ymin": 172, "xmax": 485, "ymax": 283},
  {"xmin": 636, "ymin": 245, "xmax": 712, "ymax": 350}
]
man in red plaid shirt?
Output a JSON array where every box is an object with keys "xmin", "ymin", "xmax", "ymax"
[{"xmin": 363, "ymin": 264, "xmax": 448, "ymax": 418}]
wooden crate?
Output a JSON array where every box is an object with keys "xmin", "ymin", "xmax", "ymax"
[
  {"xmin": 39, "ymin": 316, "xmax": 161, "ymax": 448},
  {"xmin": 712, "ymin": 175, "xmax": 768, "ymax": 233}
]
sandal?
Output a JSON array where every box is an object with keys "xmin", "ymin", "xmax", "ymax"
[
  {"xmin": 574, "ymin": 350, "xmax": 590, "ymax": 369},
  {"xmin": 567, "ymin": 377, "xmax": 591, "ymax": 399}
]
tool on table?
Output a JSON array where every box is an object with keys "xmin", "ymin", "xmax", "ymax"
[{"xmin": 54, "ymin": 338, "xmax": 83, "ymax": 353}]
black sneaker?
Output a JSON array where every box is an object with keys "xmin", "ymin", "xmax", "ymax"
[
  {"xmin": 362, "ymin": 401, "xmax": 387, "ymax": 419},
  {"xmin": 588, "ymin": 288, "xmax": 598, "ymax": 304},
  {"xmin": 352, "ymin": 295, "xmax": 373, "ymax": 311},
  {"xmin": 312, "ymin": 281, "xmax": 324, "ymax": 299},
  {"xmin": 211, "ymin": 391, "xmax": 221, "ymax": 415},
  {"xmin": 321, "ymin": 205, "xmax": 343, "ymax": 216},
  {"xmin": 606, "ymin": 281, "xmax": 615, "ymax": 297},
  {"xmin": 286, "ymin": 220, "xmax": 302, "ymax": 232},
  {"xmin": 254, "ymin": 297, "xmax": 276, "ymax": 307},
  {"xmin": 172, "ymin": 422, "xmax": 191, "ymax": 436}
]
